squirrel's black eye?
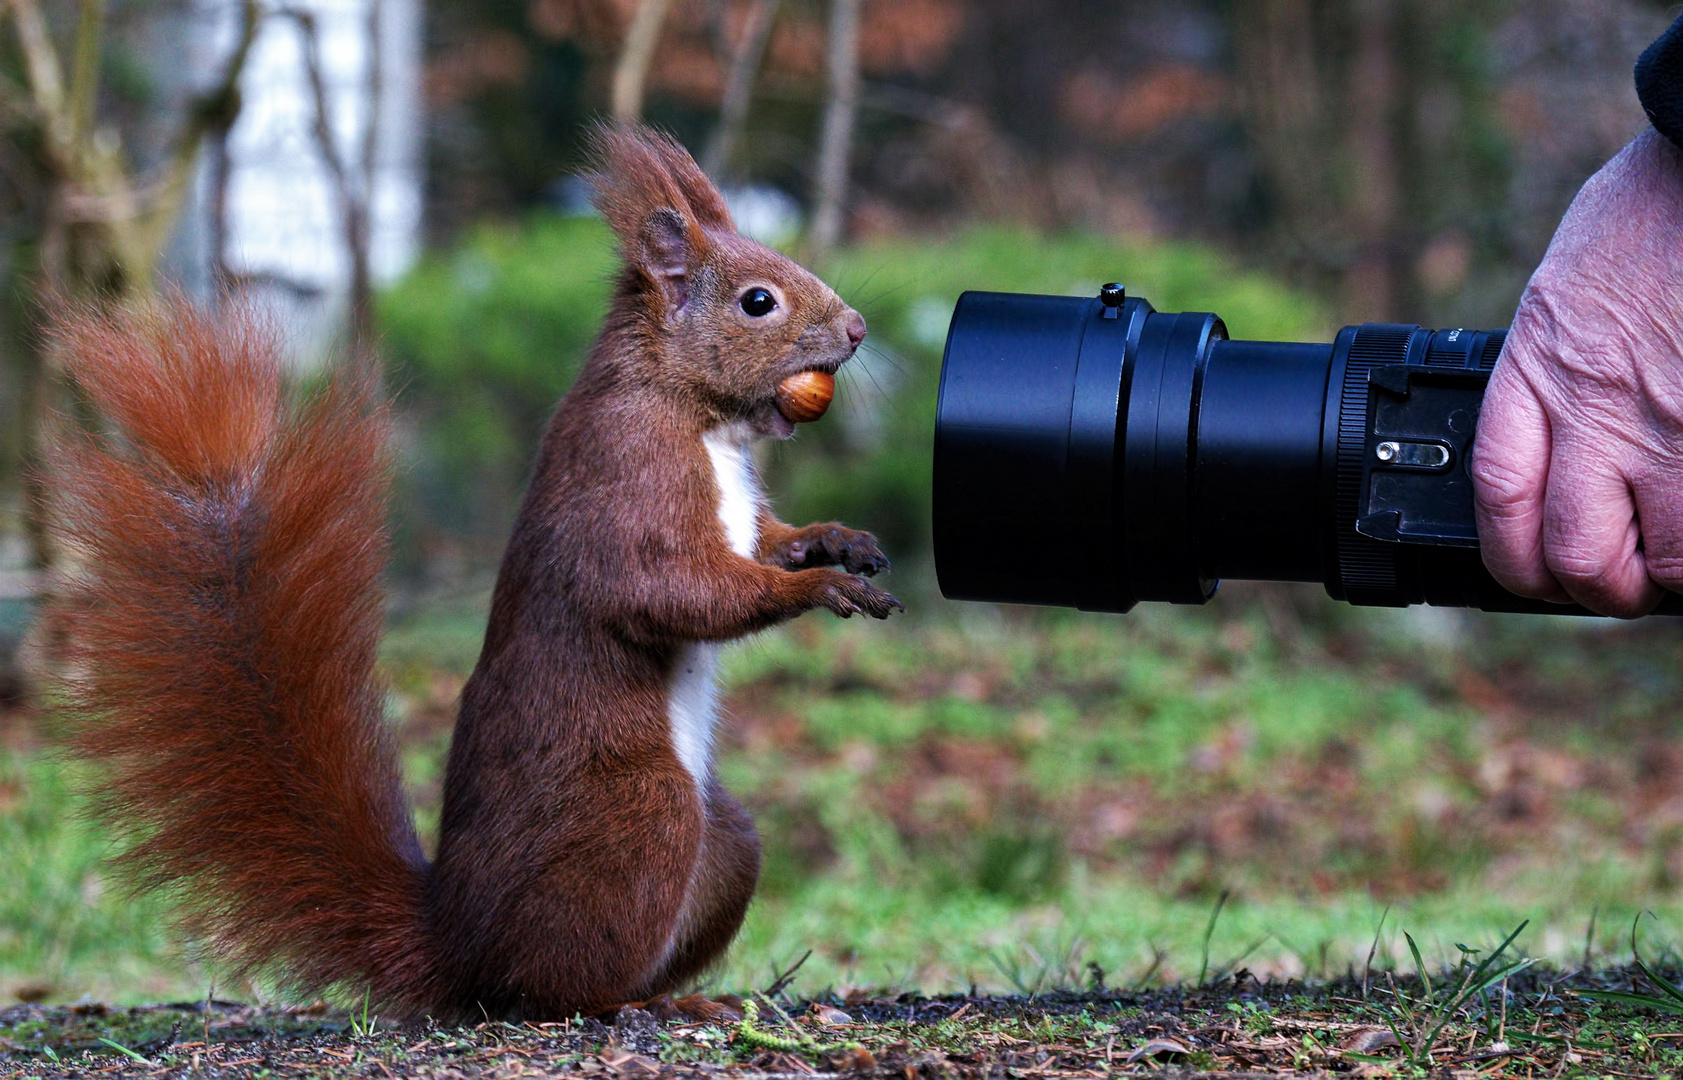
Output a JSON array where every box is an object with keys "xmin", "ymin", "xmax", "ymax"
[{"xmin": 739, "ymin": 288, "xmax": 777, "ymax": 317}]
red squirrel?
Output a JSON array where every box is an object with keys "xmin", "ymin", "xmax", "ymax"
[{"xmin": 45, "ymin": 124, "xmax": 901, "ymax": 1021}]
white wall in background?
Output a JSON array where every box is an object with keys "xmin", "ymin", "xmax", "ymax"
[{"xmin": 180, "ymin": 0, "xmax": 422, "ymax": 356}]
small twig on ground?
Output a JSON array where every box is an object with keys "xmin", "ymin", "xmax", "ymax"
[
  {"xmin": 1362, "ymin": 905, "xmax": 1390, "ymax": 1000},
  {"xmin": 1133, "ymin": 944, "xmax": 1166, "ymax": 990},
  {"xmin": 763, "ymin": 950, "xmax": 812, "ymax": 1000},
  {"xmin": 1196, "ymin": 890, "xmax": 1230, "ymax": 986}
]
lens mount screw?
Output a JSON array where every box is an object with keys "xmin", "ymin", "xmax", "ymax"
[{"xmin": 1376, "ymin": 441, "xmax": 1399, "ymax": 462}]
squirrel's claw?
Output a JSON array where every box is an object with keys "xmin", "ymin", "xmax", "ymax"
[{"xmin": 820, "ymin": 573, "xmax": 903, "ymax": 620}]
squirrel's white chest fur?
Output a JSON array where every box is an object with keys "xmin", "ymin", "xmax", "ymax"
[{"xmin": 667, "ymin": 424, "xmax": 761, "ymax": 788}]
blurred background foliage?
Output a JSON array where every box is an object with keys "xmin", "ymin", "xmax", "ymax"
[
  {"xmin": 419, "ymin": 0, "xmax": 1669, "ymax": 325},
  {"xmin": 382, "ymin": 0, "xmax": 1674, "ymax": 580},
  {"xmin": 379, "ymin": 216, "xmax": 1325, "ymax": 575},
  {"xmin": 5, "ymin": 0, "xmax": 1683, "ymax": 1006},
  {"xmin": 4, "ymin": 0, "xmax": 1677, "ymax": 592}
]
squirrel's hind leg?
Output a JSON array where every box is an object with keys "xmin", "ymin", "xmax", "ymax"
[
  {"xmin": 440, "ymin": 753, "xmax": 704, "ymax": 1020},
  {"xmin": 644, "ymin": 779, "xmax": 760, "ymax": 994},
  {"xmin": 595, "ymin": 782, "xmax": 757, "ymax": 1024}
]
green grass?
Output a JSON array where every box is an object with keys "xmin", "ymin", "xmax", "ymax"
[
  {"xmin": 705, "ymin": 599, "xmax": 1683, "ymax": 996},
  {"xmin": 10, "ymin": 588, "xmax": 1683, "ymax": 1009},
  {"xmin": 0, "ymin": 751, "xmax": 189, "ymax": 1004}
]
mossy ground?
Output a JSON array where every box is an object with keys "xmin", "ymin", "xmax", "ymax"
[{"xmin": 6, "ymin": 965, "xmax": 1683, "ymax": 1078}]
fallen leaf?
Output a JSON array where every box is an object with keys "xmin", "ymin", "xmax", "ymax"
[
  {"xmin": 809, "ymin": 1003, "xmax": 854, "ymax": 1027},
  {"xmin": 1338, "ymin": 1027, "xmax": 1400, "ymax": 1054},
  {"xmin": 1124, "ymin": 1037, "xmax": 1190, "ymax": 1063},
  {"xmin": 600, "ymin": 1048, "xmax": 661, "ymax": 1078},
  {"xmin": 821, "ymin": 1046, "xmax": 877, "ymax": 1072}
]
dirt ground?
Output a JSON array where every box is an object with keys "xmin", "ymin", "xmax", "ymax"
[{"xmin": 3, "ymin": 964, "xmax": 1682, "ymax": 1079}]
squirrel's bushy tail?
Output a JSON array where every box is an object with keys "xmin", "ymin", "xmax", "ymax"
[{"xmin": 46, "ymin": 298, "xmax": 437, "ymax": 1011}]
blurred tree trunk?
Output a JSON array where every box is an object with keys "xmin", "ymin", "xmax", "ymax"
[
  {"xmin": 1233, "ymin": 0, "xmax": 1331, "ymax": 261},
  {"xmin": 5, "ymin": 0, "xmax": 258, "ymax": 563},
  {"xmin": 703, "ymin": 0, "xmax": 780, "ymax": 179},
  {"xmin": 1237, "ymin": 0, "xmax": 1398, "ymax": 319},
  {"xmin": 0, "ymin": 0, "xmax": 257, "ymax": 679},
  {"xmin": 809, "ymin": 0, "xmax": 860, "ymax": 262},
  {"xmin": 286, "ymin": 2, "xmax": 383, "ymax": 376},
  {"xmin": 1345, "ymin": 0, "xmax": 1399, "ymax": 318},
  {"xmin": 612, "ymin": 0, "xmax": 676, "ymax": 122},
  {"xmin": 1235, "ymin": 0, "xmax": 1508, "ymax": 324},
  {"xmin": 7, "ymin": 0, "xmax": 257, "ymax": 297}
]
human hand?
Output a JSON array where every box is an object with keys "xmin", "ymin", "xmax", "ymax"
[{"xmin": 1471, "ymin": 129, "xmax": 1683, "ymax": 616}]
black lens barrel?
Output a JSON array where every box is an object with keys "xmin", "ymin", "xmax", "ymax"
[
  {"xmin": 1194, "ymin": 338, "xmax": 1333, "ymax": 585},
  {"xmin": 933, "ymin": 291, "xmax": 1134, "ymax": 611},
  {"xmin": 933, "ymin": 288, "xmax": 1683, "ymax": 617}
]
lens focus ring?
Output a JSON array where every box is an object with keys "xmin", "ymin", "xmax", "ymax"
[{"xmin": 1333, "ymin": 324, "xmax": 1419, "ymax": 605}]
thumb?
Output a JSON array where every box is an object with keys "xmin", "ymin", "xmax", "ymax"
[{"xmin": 1471, "ymin": 355, "xmax": 1568, "ymax": 601}]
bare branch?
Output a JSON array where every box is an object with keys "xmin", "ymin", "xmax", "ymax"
[
  {"xmin": 68, "ymin": 0, "xmax": 106, "ymax": 143},
  {"xmin": 703, "ymin": 0, "xmax": 780, "ymax": 179},
  {"xmin": 133, "ymin": 0, "xmax": 260, "ymax": 281},
  {"xmin": 351, "ymin": 0, "xmax": 383, "ymax": 366},
  {"xmin": 285, "ymin": 1, "xmax": 378, "ymax": 371},
  {"xmin": 222, "ymin": 267, "xmax": 326, "ymax": 299},
  {"xmin": 611, "ymin": 0, "xmax": 675, "ymax": 122},
  {"xmin": 809, "ymin": 0, "xmax": 859, "ymax": 262},
  {"xmin": 207, "ymin": 124, "xmax": 233, "ymax": 289},
  {"xmin": 9, "ymin": 0, "xmax": 69, "ymax": 146},
  {"xmin": 285, "ymin": 8, "xmax": 349, "ymax": 191},
  {"xmin": 361, "ymin": 0, "xmax": 382, "ymax": 193}
]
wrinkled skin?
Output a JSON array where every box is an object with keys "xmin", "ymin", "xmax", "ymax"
[{"xmin": 1471, "ymin": 129, "xmax": 1683, "ymax": 617}]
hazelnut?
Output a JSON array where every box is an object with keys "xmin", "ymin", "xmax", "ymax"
[{"xmin": 775, "ymin": 370, "xmax": 835, "ymax": 424}]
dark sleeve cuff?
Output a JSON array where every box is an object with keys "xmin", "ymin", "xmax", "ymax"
[{"xmin": 1637, "ymin": 14, "xmax": 1683, "ymax": 148}]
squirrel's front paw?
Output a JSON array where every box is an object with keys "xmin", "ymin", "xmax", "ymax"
[
  {"xmin": 820, "ymin": 573, "xmax": 904, "ymax": 619},
  {"xmin": 778, "ymin": 525, "xmax": 890, "ymax": 576}
]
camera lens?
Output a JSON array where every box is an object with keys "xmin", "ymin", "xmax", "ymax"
[{"xmin": 932, "ymin": 288, "xmax": 1683, "ymax": 617}]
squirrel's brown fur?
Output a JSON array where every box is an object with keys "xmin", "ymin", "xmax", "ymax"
[{"xmin": 45, "ymin": 124, "xmax": 897, "ymax": 1020}]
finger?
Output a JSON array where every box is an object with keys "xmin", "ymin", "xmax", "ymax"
[
  {"xmin": 1631, "ymin": 459, "xmax": 1683, "ymax": 593},
  {"xmin": 1471, "ymin": 359, "xmax": 1568, "ymax": 600},
  {"xmin": 1541, "ymin": 444, "xmax": 1660, "ymax": 616}
]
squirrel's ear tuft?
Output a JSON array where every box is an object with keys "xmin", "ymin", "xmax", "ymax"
[{"xmin": 586, "ymin": 121, "xmax": 732, "ymax": 243}]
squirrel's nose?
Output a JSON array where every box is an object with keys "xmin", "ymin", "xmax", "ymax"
[{"xmin": 843, "ymin": 310, "xmax": 867, "ymax": 349}]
